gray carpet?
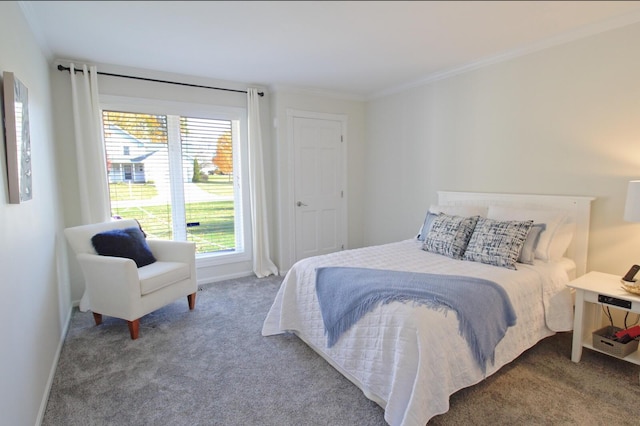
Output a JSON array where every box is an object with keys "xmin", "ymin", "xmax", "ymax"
[{"xmin": 43, "ymin": 275, "xmax": 640, "ymax": 425}]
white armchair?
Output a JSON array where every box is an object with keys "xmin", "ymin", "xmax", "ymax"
[{"xmin": 64, "ymin": 219, "xmax": 197, "ymax": 339}]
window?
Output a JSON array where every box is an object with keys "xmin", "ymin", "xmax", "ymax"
[{"xmin": 100, "ymin": 100, "xmax": 250, "ymax": 261}]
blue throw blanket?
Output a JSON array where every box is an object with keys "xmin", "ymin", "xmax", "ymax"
[{"xmin": 315, "ymin": 267, "xmax": 517, "ymax": 373}]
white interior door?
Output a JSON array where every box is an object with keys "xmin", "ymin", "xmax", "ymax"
[{"xmin": 293, "ymin": 116, "xmax": 345, "ymax": 261}]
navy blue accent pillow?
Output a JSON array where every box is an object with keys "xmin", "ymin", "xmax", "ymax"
[{"xmin": 91, "ymin": 227, "xmax": 156, "ymax": 267}]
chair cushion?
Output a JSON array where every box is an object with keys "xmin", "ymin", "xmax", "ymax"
[
  {"xmin": 91, "ymin": 227, "xmax": 156, "ymax": 267},
  {"xmin": 138, "ymin": 261, "xmax": 191, "ymax": 296}
]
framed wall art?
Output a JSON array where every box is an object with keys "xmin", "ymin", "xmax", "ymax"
[{"xmin": 3, "ymin": 71, "xmax": 32, "ymax": 203}]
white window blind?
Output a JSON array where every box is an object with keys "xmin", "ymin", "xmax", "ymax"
[{"xmin": 102, "ymin": 110, "xmax": 244, "ymax": 255}]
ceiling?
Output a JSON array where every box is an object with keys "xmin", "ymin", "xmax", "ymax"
[{"xmin": 20, "ymin": 1, "xmax": 640, "ymax": 99}]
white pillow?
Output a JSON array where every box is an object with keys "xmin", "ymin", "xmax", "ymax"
[
  {"xmin": 429, "ymin": 204, "xmax": 488, "ymax": 218},
  {"xmin": 487, "ymin": 206, "xmax": 567, "ymax": 262},
  {"xmin": 548, "ymin": 222, "xmax": 576, "ymax": 261}
]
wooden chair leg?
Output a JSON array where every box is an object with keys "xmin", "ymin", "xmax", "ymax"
[
  {"xmin": 92, "ymin": 312, "xmax": 103, "ymax": 325},
  {"xmin": 128, "ymin": 319, "xmax": 140, "ymax": 340},
  {"xmin": 187, "ymin": 292, "xmax": 196, "ymax": 310}
]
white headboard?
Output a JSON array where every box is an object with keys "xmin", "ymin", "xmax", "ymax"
[{"xmin": 438, "ymin": 191, "xmax": 595, "ymax": 277}]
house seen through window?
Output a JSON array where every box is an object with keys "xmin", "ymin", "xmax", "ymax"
[{"xmin": 102, "ymin": 110, "xmax": 245, "ymax": 256}]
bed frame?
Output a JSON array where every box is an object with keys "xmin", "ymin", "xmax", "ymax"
[
  {"xmin": 438, "ymin": 191, "xmax": 595, "ymax": 277},
  {"xmin": 268, "ymin": 191, "xmax": 595, "ymax": 424}
]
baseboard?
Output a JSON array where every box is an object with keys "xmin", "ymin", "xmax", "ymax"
[
  {"xmin": 197, "ymin": 270, "xmax": 255, "ymax": 287},
  {"xmin": 35, "ymin": 305, "xmax": 73, "ymax": 426}
]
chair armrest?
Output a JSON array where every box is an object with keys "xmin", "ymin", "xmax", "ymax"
[
  {"xmin": 76, "ymin": 253, "xmax": 141, "ymax": 316},
  {"xmin": 147, "ymin": 239, "xmax": 196, "ymax": 264}
]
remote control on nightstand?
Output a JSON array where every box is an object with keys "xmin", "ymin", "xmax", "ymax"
[{"xmin": 622, "ymin": 264, "xmax": 640, "ymax": 282}]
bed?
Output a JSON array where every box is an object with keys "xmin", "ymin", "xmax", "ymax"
[{"xmin": 262, "ymin": 191, "xmax": 594, "ymax": 425}]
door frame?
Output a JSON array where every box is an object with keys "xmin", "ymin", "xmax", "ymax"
[{"xmin": 286, "ymin": 109, "xmax": 348, "ymax": 268}]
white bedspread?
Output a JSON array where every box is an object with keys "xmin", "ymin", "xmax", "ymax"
[{"xmin": 262, "ymin": 239, "xmax": 574, "ymax": 425}]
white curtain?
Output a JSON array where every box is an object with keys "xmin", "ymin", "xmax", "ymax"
[
  {"xmin": 69, "ymin": 63, "xmax": 111, "ymax": 225},
  {"xmin": 69, "ymin": 63, "xmax": 111, "ymax": 312},
  {"xmin": 247, "ymin": 88, "xmax": 278, "ymax": 277}
]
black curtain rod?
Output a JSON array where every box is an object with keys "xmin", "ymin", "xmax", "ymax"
[{"xmin": 57, "ymin": 65, "xmax": 264, "ymax": 97}]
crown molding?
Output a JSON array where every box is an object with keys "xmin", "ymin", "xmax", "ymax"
[
  {"xmin": 370, "ymin": 9, "xmax": 640, "ymax": 100},
  {"xmin": 269, "ymin": 84, "xmax": 366, "ymax": 102}
]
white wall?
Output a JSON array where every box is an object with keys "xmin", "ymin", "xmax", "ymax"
[
  {"xmin": 270, "ymin": 89, "xmax": 366, "ymax": 271},
  {"xmin": 364, "ymin": 22, "xmax": 640, "ymax": 276},
  {"xmin": 8, "ymin": 6, "xmax": 638, "ymax": 423},
  {"xmin": 0, "ymin": 2, "xmax": 70, "ymax": 425}
]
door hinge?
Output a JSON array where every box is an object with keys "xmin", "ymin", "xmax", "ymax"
[
  {"xmin": 341, "ymin": 244, "xmax": 344, "ymax": 250},
  {"xmin": 341, "ymin": 190, "xmax": 344, "ymax": 198},
  {"xmin": 341, "ymin": 135, "xmax": 343, "ymax": 142}
]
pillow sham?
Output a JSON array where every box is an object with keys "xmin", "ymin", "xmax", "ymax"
[
  {"xmin": 91, "ymin": 226, "xmax": 156, "ymax": 268},
  {"xmin": 423, "ymin": 214, "xmax": 479, "ymax": 259},
  {"xmin": 417, "ymin": 212, "xmax": 439, "ymax": 241},
  {"xmin": 548, "ymin": 222, "xmax": 576, "ymax": 261},
  {"xmin": 487, "ymin": 206, "xmax": 566, "ymax": 262},
  {"xmin": 518, "ymin": 223, "xmax": 545, "ymax": 265},
  {"xmin": 463, "ymin": 217, "xmax": 533, "ymax": 270}
]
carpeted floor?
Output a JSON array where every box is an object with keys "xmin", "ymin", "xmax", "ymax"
[{"xmin": 43, "ymin": 275, "xmax": 640, "ymax": 425}]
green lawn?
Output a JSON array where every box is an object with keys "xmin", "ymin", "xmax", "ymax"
[
  {"xmin": 109, "ymin": 182, "xmax": 158, "ymax": 201},
  {"xmin": 109, "ymin": 178, "xmax": 234, "ymax": 202},
  {"xmin": 194, "ymin": 176, "xmax": 234, "ymax": 197},
  {"xmin": 110, "ymin": 181, "xmax": 236, "ymax": 254}
]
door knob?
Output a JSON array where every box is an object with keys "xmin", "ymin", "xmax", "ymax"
[{"xmin": 297, "ymin": 201, "xmax": 308, "ymax": 207}]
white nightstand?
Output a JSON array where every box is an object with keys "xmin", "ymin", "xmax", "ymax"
[{"xmin": 568, "ymin": 271, "xmax": 640, "ymax": 365}]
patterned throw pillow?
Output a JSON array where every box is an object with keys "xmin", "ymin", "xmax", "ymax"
[
  {"xmin": 423, "ymin": 214, "xmax": 479, "ymax": 259},
  {"xmin": 463, "ymin": 217, "xmax": 533, "ymax": 270}
]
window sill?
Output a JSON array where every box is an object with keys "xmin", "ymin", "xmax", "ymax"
[{"xmin": 196, "ymin": 250, "xmax": 251, "ymax": 267}]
